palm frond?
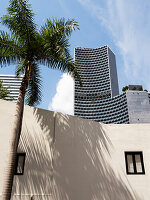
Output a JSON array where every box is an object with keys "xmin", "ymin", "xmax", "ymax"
[
  {"xmin": 1, "ymin": 0, "xmax": 37, "ymax": 58},
  {"xmin": 0, "ymin": 31, "xmax": 21, "ymax": 66},
  {"xmin": 38, "ymin": 55, "xmax": 72, "ymax": 70},
  {"xmin": 25, "ymin": 62, "xmax": 42, "ymax": 106},
  {"xmin": 69, "ymin": 62, "xmax": 82, "ymax": 87},
  {"xmin": 38, "ymin": 18, "xmax": 78, "ymax": 65},
  {"xmin": 40, "ymin": 18, "xmax": 79, "ymax": 37},
  {"xmin": 38, "ymin": 17, "xmax": 81, "ymax": 85},
  {"xmin": 38, "ymin": 34, "xmax": 71, "ymax": 62},
  {"xmin": 15, "ymin": 58, "xmax": 27, "ymax": 76},
  {"xmin": 63, "ymin": 18, "xmax": 80, "ymax": 36},
  {"xmin": 38, "ymin": 53, "xmax": 82, "ymax": 86}
]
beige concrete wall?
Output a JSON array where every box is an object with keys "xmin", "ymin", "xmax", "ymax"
[
  {"xmin": 54, "ymin": 114, "xmax": 150, "ymax": 200},
  {"xmin": 0, "ymin": 100, "xmax": 150, "ymax": 199}
]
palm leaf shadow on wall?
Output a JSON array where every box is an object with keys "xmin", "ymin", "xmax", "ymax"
[{"xmin": 13, "ymin": 108, "xmax": 141, "ymax": 200}]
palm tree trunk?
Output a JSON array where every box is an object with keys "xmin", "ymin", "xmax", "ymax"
[{"xmin": 2, "ymin": 66, "xmax": 31, "ymax": 200}]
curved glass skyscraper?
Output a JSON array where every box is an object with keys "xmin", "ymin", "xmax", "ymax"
[{"xmin": 74, "ymin": 45, "xmax": 150, "ymax": 124}]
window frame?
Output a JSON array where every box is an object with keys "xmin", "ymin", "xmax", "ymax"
[
  {"xmin": 125, "ymin": 151, "xmax": 145, "ymax": 175},
  {"xmin": 15, "ymin": 152, "xmax": 26, "ymax": 175}
]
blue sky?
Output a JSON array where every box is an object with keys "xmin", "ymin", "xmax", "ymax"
[{"xmin": 1, "ymin": 0, "xmax": 150, "ymax": 114}]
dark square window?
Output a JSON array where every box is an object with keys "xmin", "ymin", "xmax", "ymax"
[
  {"xmin": 125, "ymin": 152, "xmax": 145, "ymax": 175},
  {"xmin": 15, "ymin": 153, "xmax": 26, "ymax": 175}
]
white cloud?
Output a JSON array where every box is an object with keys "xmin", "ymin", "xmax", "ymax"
[
  {"xmin": 77, "ymin": 0, "xmax": 150, "ymax": 89},
  {"xmin": 48, "ymin": 73, "xmax": 74, "ymax": 115}
]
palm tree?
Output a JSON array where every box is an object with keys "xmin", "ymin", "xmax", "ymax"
[{"xmin": 0, "ymin": 0, "xmax": 80, "ymax": 199}]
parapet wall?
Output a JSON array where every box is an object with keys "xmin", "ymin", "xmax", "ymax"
[{"xmin": 0, "ymin": 100, "xmax": 150, "ymax": 199}]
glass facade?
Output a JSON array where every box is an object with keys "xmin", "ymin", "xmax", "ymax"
[{"xmin": 74, "ymin": 46, "xmax": 129, "ymax": 124}]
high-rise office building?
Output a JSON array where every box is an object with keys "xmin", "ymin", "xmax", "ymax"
[
  {"xmin": 74, "ymin": 46, "xmax": 150, "ymax": 124},
  {"xmin": 0, "ymin": 74, "xmax": 22, "ymax": 102},
  {"xmin": 75, "ymin": 46, "xmax": 119, "ymax": 99}
]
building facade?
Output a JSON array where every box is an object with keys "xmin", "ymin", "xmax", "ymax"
[
  {"xmin": 74, "ymin": 46, "xmax": 150, "ymax": 124},
  {"xmin": 75, "ymin": 92, "xmax": 129, "ymax": 124},
  {"xmin": 74, "ymin": 46, "xmax": 119, "ymax": 101},
  {"xmin": 1, "ymin": 100, "xmax": 150, "ymax": 199},
  {"xmin": 0, "ymin": 74, "xmax": 22, "ymax": 102}
]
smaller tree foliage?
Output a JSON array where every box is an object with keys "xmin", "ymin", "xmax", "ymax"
[
  {"xmin": 139, "ymin": 86, "xmax": 143, "ymax": 91},
  {"xmin": 0, "ymin": 80, "xmax": 11, "ymax": 99},
  {"xmin": 122, "ymin": 86, "xmax": 129, "ymax": 92},
  {"xmin": 122, "ymin": 85, "xmax": 148, "ymax": 92}
]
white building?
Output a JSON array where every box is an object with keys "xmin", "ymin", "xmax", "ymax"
[
  {"xmin": 0, "ymin": 75, "xmax": 22, "ymax": 102},
  {"xmin": 0, "ymin": 99, "xmax": 150, "ymax": 199}
]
